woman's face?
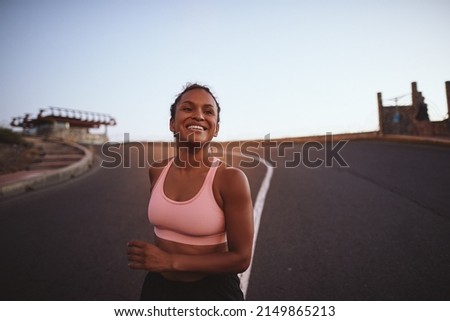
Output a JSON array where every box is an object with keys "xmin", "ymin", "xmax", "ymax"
[{"xmin": 170, "ymin": 88, "xmax": 220, "ymax": 143}]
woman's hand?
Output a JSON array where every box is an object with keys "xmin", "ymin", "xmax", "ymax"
[{"xmin": 127, "ymin": 240, "xmax": 172, "ymax": 272}]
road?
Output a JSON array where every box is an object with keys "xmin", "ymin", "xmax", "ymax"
[{"xmin": 0, "ymin": 140, "xmax": 449, "ymax": 300}]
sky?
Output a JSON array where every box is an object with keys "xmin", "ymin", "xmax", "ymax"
[{"xmin": 1, "ymin": 0, "xmax": 449, "ymax": 142}]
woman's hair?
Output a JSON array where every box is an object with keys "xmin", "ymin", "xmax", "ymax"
[{"xmin": 170, "ymin": 83, "xmax": 221, "ymax": 123}]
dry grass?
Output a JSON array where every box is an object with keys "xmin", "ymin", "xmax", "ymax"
[{"xmin": 0, "ymin": 128, "xmax": 43, "ymax": 175}]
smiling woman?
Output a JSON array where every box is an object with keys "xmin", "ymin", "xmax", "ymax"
[
  {"xmin": 127, "ymin": 83, "xmax": 254, "ymax": 301},
  {"xmin": 169, "ymin": 85, "xmax": 220, "ymax": 146}
]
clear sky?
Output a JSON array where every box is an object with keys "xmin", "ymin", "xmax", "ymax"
[{"xmin": 1, "ymin": 0, "xmax": 449, "ymax": 142}]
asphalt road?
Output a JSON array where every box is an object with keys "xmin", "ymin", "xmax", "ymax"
[
  {"xmin": 0, "ymin": 140, "xmax": 449, "ymax": 300},
  {"xmin": 247, "ymin": 139, "xmax": 450, "ymax": 300}
]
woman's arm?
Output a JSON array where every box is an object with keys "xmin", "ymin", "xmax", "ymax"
[{"xmin": 127, "ymin": 167, "xmax": 254, "ymax": 274}]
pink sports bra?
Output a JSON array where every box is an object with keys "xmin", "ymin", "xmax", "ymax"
[{"xmin": 147, "ymin": 158, "xmax": 227, "ymax": 246}]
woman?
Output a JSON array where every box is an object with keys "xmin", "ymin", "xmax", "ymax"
[{"xmin": 127, "ymin": 83, "xmax": 254, "ymax": 300}]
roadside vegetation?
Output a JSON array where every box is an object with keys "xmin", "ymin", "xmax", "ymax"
[{"xmin": 0, "ymin": 127, "xmax": 39, "ymax": 175}]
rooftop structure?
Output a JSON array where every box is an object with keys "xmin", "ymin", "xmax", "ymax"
[{"xmin": 11, "ymin": 107, "xmax": 117, "ymax": 145}]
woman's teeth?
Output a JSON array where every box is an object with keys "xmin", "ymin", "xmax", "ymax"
[{"xmin": 187, "ymin": 125, "xmax": 204, "ymax": 131}]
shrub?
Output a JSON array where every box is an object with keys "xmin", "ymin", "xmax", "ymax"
[{"xmin": 0, "ymin": 127, "xmax": 27, "ymax": 145}]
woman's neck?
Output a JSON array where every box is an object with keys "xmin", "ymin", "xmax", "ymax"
[{"xmin": 174, "ymin": 142, "xmax": 214, "ymax": 169}]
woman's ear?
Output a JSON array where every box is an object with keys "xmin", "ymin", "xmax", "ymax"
[
  {"xmin": 214, "ymin": 123, "xmax": 220, "ymax": 137},
  {"xmin": 169, "ymin": 118, "xmax": 175, "ymax": 133}
]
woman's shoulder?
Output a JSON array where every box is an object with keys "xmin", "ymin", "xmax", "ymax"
[
  {"xmin": 214, "ymin": 160, "xmax": 252, "ymax": 208},
  {"xmin": 148, "ymin": 158, "xmax": 172, "ymax": 182},
  {"xmin": 216, "ymin": 161, "xmax": 249, "ymax": 189},
  {"xmin": 149, "ymin": 157, "xmax": 171, "ymax": 169}
]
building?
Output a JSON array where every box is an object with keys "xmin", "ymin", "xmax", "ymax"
[
  {"xmin": 377, "ymin": 81, "xmax": 450, "ymax": 137},
  {"xmin": 11, "ymin": 107, "xmax": 116, "ymax": 145}
]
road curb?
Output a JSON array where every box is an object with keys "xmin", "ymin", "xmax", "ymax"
[
  {"xmin": 374, "ymin": 134, "xmax": 450, "ymax": 147},
  {"xmin": 0, "ymin": 141, "xmax": 94, "ymax": 197},
  {"xmin": 266, "ymin": 132, "xmax": 450, "ymax": 147}
]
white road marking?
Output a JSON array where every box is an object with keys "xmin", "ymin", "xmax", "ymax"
[{"xmin": 240, "ymin": 157, "xmax": 274, "ymax": 297}]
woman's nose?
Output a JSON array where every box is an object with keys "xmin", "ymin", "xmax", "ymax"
[{"xmin": 192, "ymin": 109, "xmax": 205, "ymax": 120}]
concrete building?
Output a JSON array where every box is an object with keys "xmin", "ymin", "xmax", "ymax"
[
  {"xmin": 11, "ymin": 107, "xmax": 116, "ymax": 145},
  {"xmin": 378, "ymin": 81, "xmax": 450, "ymax": 137}
]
